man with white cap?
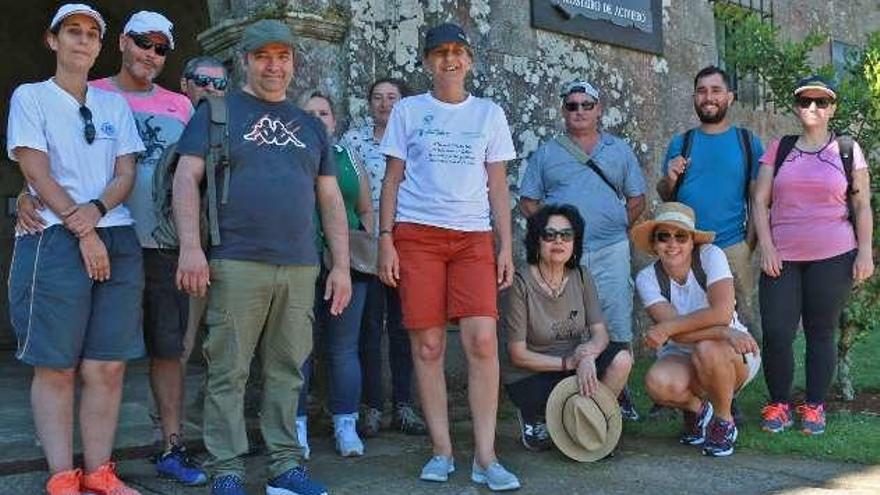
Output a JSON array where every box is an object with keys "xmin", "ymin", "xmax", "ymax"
[
  {"xmin": 8, "ymin": 4, "xmax": 145, "ymax": 494},
  {"xmin": 519, "ymin": 80, "xmax": 647, "ymax": 421},
  {"xmin": 89, "ymin": 9, "xmax": 207, "ymax": 486},
  {"xmin": 174, "ymin": 18, "xmax": 349, "ymax": 495}
]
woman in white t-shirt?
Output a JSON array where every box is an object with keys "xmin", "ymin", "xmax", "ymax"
[
  {"xmin": 631, "ymin": 203, "xmax": 760, "ymax": 458},
  {"xmin": 377, "ymin": 23, "xmax": 519, "ymax": 491},
  {"xmin": 6, "ymin": 5, "xmax": 145, "ymax": 494}
]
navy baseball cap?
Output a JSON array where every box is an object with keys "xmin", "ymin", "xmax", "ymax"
[
  {"xmin": 794, "ymin": 75, "xmax": 837, "ymax": 99},
  {"xmin": 423, "ymin": 22, "xmax": 470, "ymax": 55}
]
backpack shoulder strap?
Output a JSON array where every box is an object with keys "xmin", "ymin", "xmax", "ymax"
[
  {"xmin": 554, "ymin": 134, "xmax": 623, "ymax": 199},
  {"xmin": 837, "ymin": 135, "xmax": 855, "ymax": 194},
  {"xmin": 203, "ymin": 95, "xmax": 229, "ymax": 247},
  {"xmin": 692, "ymin": 246, "xmax": 708, "ymax": 293},
  {"xmin": 670, "ymin": 128, "xmax": 696, "ymax": 200},
  {"xmin": 653, "ymin": 260, "xmax": 671, "ymax": 302},
  {"xmin": 736, "ymin": 127, "xmax": 754, "ymax": 200},
  {"xmin": 773, "ymin": 135, "xmax": 799, "ymax": 178}
]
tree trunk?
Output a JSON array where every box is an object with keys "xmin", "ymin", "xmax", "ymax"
[{"xmin": 837, "ymin": 314, "xmax": 856, "ymax": 402}]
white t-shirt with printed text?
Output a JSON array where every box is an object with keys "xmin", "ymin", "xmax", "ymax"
[
  {"xmin": 380, "ymin": 93, "xmax": 516, "ymax": 231},
  {"xmin": 635, "ymin": 243, "xmax": 749, "ymax": 355},
  {"xmin": 7, "ymin": 80, "xmax": 145, "ymax": 228}
]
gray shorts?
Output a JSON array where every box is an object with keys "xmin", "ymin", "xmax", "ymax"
[
  {"xmin": 8, "ymin": 225, "xmax": 145, "ymax": 368},
  {"xmin": 582, "ymin": 239, "xmax": 633, "ymax": 343}
]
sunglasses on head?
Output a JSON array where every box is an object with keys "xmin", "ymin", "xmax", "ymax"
[
  {"xmin": 79, "ymin": 105, "xmax": 95, "ymax": 145},
  {"xmin": 541, "ymin": 228, "xmax": 575, "ymax": 243},
  {"xmin": 795, "ymin": 96, "xmax": 834, "ymax": 109},
  {"xmin": 129, "ymin": 34, "xmax": 170, "ymax": 57},
  {"xmin": 186, "ymin": 73, "xmax": 228, "ymax": 91},
  {"xmin": 654, "ymin": 230, "xmax": 690, "ymax": 244},
  {"xmin": 564, "ymin": 101, "xmax": 596, "ymax": 112}
]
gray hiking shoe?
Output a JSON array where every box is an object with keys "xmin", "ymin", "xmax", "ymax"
[
  {"xmin": 419, "ymin": 455, "xmax": 455, "ymax": 482},
  {"xmin": 471, "ymin": 460, "xmax": 521, "ymax": 491},
  {"xmin": 392, "ymin": 402, "xmax": 427, "ymax": 435}
]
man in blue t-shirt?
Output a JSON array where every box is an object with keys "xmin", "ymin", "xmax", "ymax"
[
  {"xmin": 519, "ymin": 80, "xmax": 645, "ymax": 421},
  {"xmin": 656, "ymin": 66, "xmax": 763, "ymax": 342},
  {"xmin": 173, "ymin": 20, "xmax": 350, "ymax": 495}
]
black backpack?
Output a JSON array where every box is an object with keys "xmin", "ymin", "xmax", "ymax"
[
  {"xmin": 151, "ymin": 96, "xmax": 229, "ymax": 248},
  {"xmin": 670, "ymin": 127, "xmax": 755, "ymax": 203},
  {"xmin": 654, "ymin": 247, "xmax": 707, "ymax": 302},
  {"xmin": 772, "ymin": 134, "xmax": 856, "ymax": 224}
]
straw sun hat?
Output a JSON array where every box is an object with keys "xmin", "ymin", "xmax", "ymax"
[{"xmin": 630, "ymin": 202, "xmax": 715, "ymax": 254}]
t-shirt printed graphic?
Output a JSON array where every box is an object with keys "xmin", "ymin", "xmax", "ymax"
[
  {"xmin": 90, "ymin": 78, "xmax": 193, "ymax": 248},
  {"xmin": 243, "ymin": 115, "xmax": 307, "ymax": 148}
]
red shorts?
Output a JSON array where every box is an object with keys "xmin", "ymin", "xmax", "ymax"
[{"xmin": 394, "ymin": 222, "xmax": 498, "ymax": 330}]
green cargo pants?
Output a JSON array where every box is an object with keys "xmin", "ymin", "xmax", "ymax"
[{"xmin": 202, "ymin": 259, "xmax": 318, "ymax": 479}]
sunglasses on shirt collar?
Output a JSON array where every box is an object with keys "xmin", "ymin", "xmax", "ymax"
[
  {"xmin": 129, "ymin": 33, "xmax": 170, "ymax": 57},
  {"xmin": 79, "ymin": 105, "xmax": 96, "ymax": 145}
]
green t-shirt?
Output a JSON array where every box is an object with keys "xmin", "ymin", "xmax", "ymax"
[{"xmin": 315, "ymin": 144, "xmax": 363, "ymax": 252}]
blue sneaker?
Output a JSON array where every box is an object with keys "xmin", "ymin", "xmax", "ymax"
[
  {"xmin": 679, "ymin": 400, "xmax": 713, "ymax": 445},
  {"xmin": 156, "ymin": 444, "xmax": 208, "ymax": 486},
  {"xmin": 702, "ymin": 417, "xmax": 738, "ymax": 457},
  {"xmin": 211, "ymin": 474, "xmax": 247, "ymax": 495},
  {"xmin": 267, "ymin": 466, "xmax": 328, "ymax": 495}
]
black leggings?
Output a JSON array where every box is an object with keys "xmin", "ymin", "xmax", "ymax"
[{"xmin": 760, "ymin": 250, "xmax": 855, "ymax": 404}]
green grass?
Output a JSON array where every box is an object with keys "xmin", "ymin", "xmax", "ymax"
[{"xmin": 622, "ymin": 329, "xmax": 880, "ymax": 464}]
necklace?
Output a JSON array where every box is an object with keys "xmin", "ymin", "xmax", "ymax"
[{"xmin": 537, "ymin": 265, "xmax": 565, "ymax": 297}]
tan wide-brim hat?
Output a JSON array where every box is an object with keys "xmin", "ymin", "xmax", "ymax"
[
  {"xmin": 546, "ymin": 377, "xmax": 622, "ymax": 462},
  {"xmin": 630, "ymin": 202, "xmax": 715, "ymax": 255}
]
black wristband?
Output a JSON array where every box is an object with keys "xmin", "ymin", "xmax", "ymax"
[
  {"xmin": 379, "ymin": 229, "xmax": 393, "ymax": 237},
  {"xmin": 90, "ymin": 199, "xmax": 108, "ymax": 217}
]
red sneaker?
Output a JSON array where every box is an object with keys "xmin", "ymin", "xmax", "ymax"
[
  {"xmin": 46, "ymin": 469, "xmax": 81, "ymax": 495},
  {"xmin": 81, "ymin": 462, "xmax": 141, "ymax": 495},
  {"xmin": 760, "ymin": 402, "xmax": 793, "ymax": 433},
  {"xmin": 796, "ymin": 403, "xmax": 826, "ymax": 435}
]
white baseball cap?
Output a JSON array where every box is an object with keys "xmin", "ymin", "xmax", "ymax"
[
  {"xmin": 123, "ymin": 11, "xmax": 175, "ymax": 49},
  {"xmin": 49, "ymin": 3, "xmax": 106, "ymax": 38}
]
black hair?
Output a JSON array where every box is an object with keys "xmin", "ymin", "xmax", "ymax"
[
  {"xmin": 183, "ymin": 56, "xmax": 227, "ymax": 78},
  {"xmin": 368, "ymin": 78, "xmax": 411, "ymax": 100},
  {"xmin": 693, "ymin": 65, "xmax": 732, "ymax": 90},
  {"xmin": 525, "ymin": 204, "xmax": 585, "ymax": 269}
]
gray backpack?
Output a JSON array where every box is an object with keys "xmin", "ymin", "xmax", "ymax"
[{"xmin": 151, "ymin": 96, "xmax": 229, "ymax": 248}]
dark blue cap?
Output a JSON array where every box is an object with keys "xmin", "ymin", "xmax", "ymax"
[
  {"xmin": 424, "ymin": 22, "xmax": 470, "ymax": 55},
  {"xmin": 794, "ymin": 75, "xmax": 837, "ymax": 99}
]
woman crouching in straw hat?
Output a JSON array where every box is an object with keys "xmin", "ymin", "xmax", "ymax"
[
  {"xmin": 632, "ymin": 202, "xmax": 761, "ymax": 457},
  {"xmin": 501, "ymin": 204, "xmax": 632, "ymax": 457}
]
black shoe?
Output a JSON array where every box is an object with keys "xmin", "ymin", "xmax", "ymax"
[
  {"xmin": 516, "ymin": 409, "xmax": 552, "ymax": 451},
  {"xmin": 618, "ymin": 386, "xmax": 640, "ymax": 422}
]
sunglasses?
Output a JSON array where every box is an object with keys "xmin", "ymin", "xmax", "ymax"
[
  {"xmin": 795, "ymin": 96, "xmax": 834, "ymax": 109},
  {"xmin": 79, "ymin": 105, "xmax": 95, "ymax": 145},
  {"xmin": 541, "ymin": 228, "xmax": 575, "ymax": 243},
  {"xmin": 129, "ymin": 34, "xmax": 170, "ymax": 57},
  {"xmin": 186, "ymin": 73, "xmax": 228, "ymax": 91},
  {"xmin": 564, "ymin": 101, "xmax": 596, "ymax": 112},
  {"xmin": 654, "ymin": 230, "xmax": 691, "ymax": 244}
]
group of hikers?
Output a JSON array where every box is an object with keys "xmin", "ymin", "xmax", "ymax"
[{"xmin": 5, "ymin": 3, "xmax": 873, "ymax": 495}]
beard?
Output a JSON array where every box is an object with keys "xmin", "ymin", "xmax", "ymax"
[{"xmin": 695, "ymin": 101, "xmax": 728, "ymax": 124}]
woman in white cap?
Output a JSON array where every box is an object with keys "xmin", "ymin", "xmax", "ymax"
[
  {"xmin": 377, "ymin": 22, "xmax": 520, "ymax": 491},
  {"xmin": 6, "ymin": 4, "xmax": 145, "ymax": 495},
  {"xmin": 632, "ymin": 202, "xmax": 760, "ymax": 458},
  {"xmin": 753, "ymin": 75, "xmax": 873, "ymax": 436}
]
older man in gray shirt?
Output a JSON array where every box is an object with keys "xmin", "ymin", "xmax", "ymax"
[{"xmin": 519, "ymin": 80, "xmax": 646, "ymax": 419}]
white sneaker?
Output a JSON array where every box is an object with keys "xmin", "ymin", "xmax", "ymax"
[
  {"xmin": 333, "ymin": 413, "xmax": 364, "ymax": 457},
  {"xmin": 296, "ymin": 415, "xmax": 310, "ymax": 461}
]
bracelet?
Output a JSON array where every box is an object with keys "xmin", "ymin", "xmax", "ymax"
[
  {"xmin": 89, "ymin": 198, "xmax": 108, "ymax": 217},
  {"xmin": 378, "ymin": 229, "xmax": 393, "ymax": 237}
]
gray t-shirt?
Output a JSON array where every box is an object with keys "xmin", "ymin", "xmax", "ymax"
[
  {"xmin": 520, "ymin": 133, "xmax": 646, "ymax": 252},
  {"xmin": 176, "ymin": 90, "xmax": 335, "ymax": 265},
  {"xmin": 501, "ymin": 265, "xmax": 605, "ymax": 384}
]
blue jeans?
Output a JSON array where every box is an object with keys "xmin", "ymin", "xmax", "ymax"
[
  {"xmin": 297, "ymin": 271, "xmax": 369, "ymax": 415},
  {"xmin": 581, "ymin": 239, "xmax": 634, "ymax": 344},
  {"xmin": 359, "ymin": 276, "xmax": 414, "ymax": 409}
]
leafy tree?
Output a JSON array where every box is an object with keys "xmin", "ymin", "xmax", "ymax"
[{"xmin": 715, "ymin": 4, "xmax": 880, "ymax": 400}]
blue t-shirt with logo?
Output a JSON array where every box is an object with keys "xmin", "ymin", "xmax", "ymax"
[
  {"xmin": 662, "ymin": 127, "xmax": 763, "ymax": 248},
  {"xmin": 176, "ymin": 90, "xmax": 336, "ymax": 265}
]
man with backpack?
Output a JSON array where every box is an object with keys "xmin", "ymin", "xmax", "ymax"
[
  {"xmin": 519, "ymin": 80, "xmax": 647, "ymax": 421},
  {"xmin": 173, "ymin": 19, "xmax": 350, "ymax": 495},
  {"xmin": 88, "ymin": 10, "xmax": 209, "ymax": 486},
  {"xmin": 656, "ymin": 66, "xmax": 764, "ymax": 342}
]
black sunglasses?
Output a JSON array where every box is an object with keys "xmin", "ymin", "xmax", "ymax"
[
  {"xmin": 129, "ymin": 34, "xmax": 170, "ymax": 57},
  {"xmin": 541, "ymin": 228, "xmax": 575, "ymax": 243},
  {"xmin": 79, "ymin": 105, "xmax": 96, "ymax": 145},
  {"xmin": 654, "ymin": 230, "xmax": 690, "ymax": 244},
  {"xmin": 795, "ymin": 96, "xmax": 834, "ymax": 109},
  {"xmin": 564, "ymin": 101, "xmax": 596, "ymax": 112},
  {"xmin": 186, "ymin": 73, "xmax": 228, "ymax": 91}
]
